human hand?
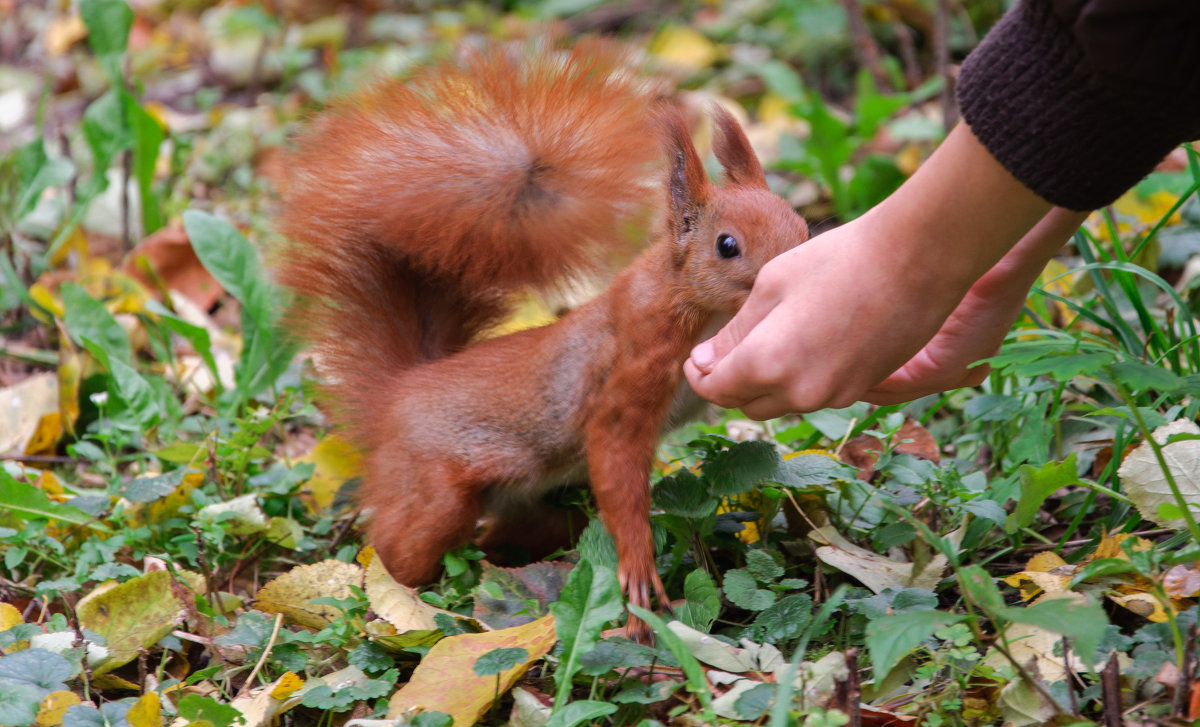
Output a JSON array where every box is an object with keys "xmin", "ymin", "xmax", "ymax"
[
  {"xmin": 866, "ymin": 208, "xmax": 1090, "ymax": 404},
  {"xmin": 683, "ymin": 214, "xmax": 968, "ymax": 419}
]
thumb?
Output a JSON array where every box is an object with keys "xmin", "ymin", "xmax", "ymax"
[{"xmin": 688, "ymin": 283, "xmax": 779, "ymax": 374}]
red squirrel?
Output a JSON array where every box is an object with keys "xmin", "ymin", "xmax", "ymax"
[{"xmin": 275, "ymin": 40, "xmax": 809, "ymax": 639}]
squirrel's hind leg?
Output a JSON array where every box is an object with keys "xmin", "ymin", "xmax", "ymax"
[{"xmin": 362, "ymin": 454, "xmax": 482, "ymax": 585}]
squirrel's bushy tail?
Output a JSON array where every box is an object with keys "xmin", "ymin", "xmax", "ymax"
[{"xmin": 275, "ymin": 40, "xmax": 663, "ymax": 443}]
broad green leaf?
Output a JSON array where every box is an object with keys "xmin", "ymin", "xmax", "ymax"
[
  {"xmin": 1107, "ymin": 361, "xmax": 1184, "ymax": 394},
  {"xmin": 959, "ymin": 565, "xmax": 1005, "ymax": 617},
  {"xmin": 124, "ymin": 469, "xmax": 188, "ymax": 503},
  {"xmin": 675, "ymin": 569, "xmax": 719, "ymax": 632},
  {"xmin": 550, "ymin": 559, "xmax": 622, "ymax": 708},
  {"xmin": 543, "ymin": 700, "xmax": 618, "ymax": 727},
  {"xmin": 752, "ymin": 593, "xmax": 813, "ymax": 643},
  {"xmin": 653, "ymin": 469, "xmax": 718, "ymax": 518},
  {"xmin": 774, "ymin": 452, "xmax": 850, "ymax": 488},
  {"xmin": 865, "ymin": 609, "xmax": 966, "ymax": 681},
  {"xmin": 1007, "ymin": 454, "xmax": 1080, "ymax": 533},
  {"xmin": 705, "ymin": 440, "xmax": 781, "ymax": 497},
  {"xmin": 80, "ymin": 0, "xmax": 133, "ymax": 56},
  {"xmin": 0, "ymin": 470, "xmax": 102, "ymax": 529},
  {"xmin": 0, "ymin": 681, "xmax": 40, "ymax": 727},
  {"xmin": 15, "ymin": 141, "xmax": 75, "ymax": 220},
  {"xmin": 1009, "ymin": 351, "xmax": 1115, "ymax": 379},
  {"xmin": 81, "ymin": 91, "xmax": 130, "ymax": 180},
  {"xmin": 0, "ymin": 648, "xmax": 74, "ymax": 694},
  {"xmin": 745, "ymin": 549, "xmax": 784, "ymax": 583},
  {"xmin": 722, "ymin": 569, "xmax": 775, "ymax": 611},
  {"xmin": 61, "ymin": 284, "xmax": 132, "ymax": 365},
  {"xmin": 755, "ymin": 60, "xmax": 807, "ymax": 104},
  {"xmin": 963, "ymin": 394, "xmax": 1023, "ymax": 422},
  {"xmin": 176, "ymin": 694, "xmax": 240, "ymax": 727},
  {"xmin": 1001, "ymin": 596, "xmax": 1109, "ymax": 665},
  {"xmin": 472, "ymin": 647, "xmax": 527, "ymax": 677}
]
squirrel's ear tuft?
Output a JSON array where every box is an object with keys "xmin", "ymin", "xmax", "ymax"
[
  {"xmin": 711, "ymin": 106, "xmax": 768, "ymax": 191},
  {"xmin": 656, "ymin": 105, "xmax": 710, "ymax": 238}
]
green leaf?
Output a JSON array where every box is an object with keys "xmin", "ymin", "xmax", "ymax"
[
  {"xmin": 543, "ymin": 700, "xmax": 618, "ymax": 727},
  {"xmin": 123, "ymin": 93, "xmax": 165, "ymax": 235},
  {"xmin": 773, "ymin": 452, "xmax": 851, "ymax": 488},
  {"xmin": 1009, "ymin": 351, "xmax": 1116, "ymax": 379},
  {"xmin": 82, "ymin": 90, "xmax": 131, "ymax": 180},
  {"xmin": 1001, "ymin": 597, "xmax": 1109, "ymax": 665},
  {"xmin": 0, "ymin": 681, "xmax": 40, "ymax": 727},
  {"xmin": 15, "ymin": 141, "xmax": 75, "ymax": 220},
  {"xmin": 124, "ymin": 469, "xmax": 189, "ymax": 503},
  {"xmin": 80, "ymin": 0, "xmax": 134, "ymax": 56},
  {"xmin": 959, "ymin": 565, "xmax": 1005, "ymax": 617},
  {"xmin": 675, "ymin": 569, "xmax": 720, "ymax": 632},
  {"xmin": 183, "ymin": 210, "xmax": 294, "ymax": 401},
  {"xmin": 1007, "ymin": 454, "xmax": 1080, "ymax": 533},
  {"xmin": 0, "ymin": 648, "xmax": 74, "ymax": 694},
  {"xmin": 722, "ymin": 569, "xmax": 775, "ymax": 611},
  {"xmin": 963, "ymin": 394, "xmax": 1023, "ymax": 422},
  {"xmin": 177, "ymin": 694, "xmax": 241, "ymax": 727},
  {"xmin": 755, "ymin": 60, "xmax": 807, "ymax": 104},
  {"xmin": 472, "ymin": 647, "xmax": 528, "ymax": 677},
  {"xmin": 627, "ymin": 606, "xmax": 715, "ymax": 719},
  {"xmin": 61, "ymin": 283, "xmax": 132, "ymax": 365},
  {"xmin": 0, "ymin": 469, "xmax": 102, "ymax": 529},
  {"xmin": 865, "ymin": 610, "xmax": 966, "ymax": 681},
  {"xmin": 1107, "ymin": 361, "xmax": 1184, "ymax": 394},
  {"xmin": 745, "ymin": 549, "xmax": 784, "ymax": 583},
  {"xmin": 653, "ymin": 469, "xmax": 718, "ymax": 519},
  {"xmin": 705, "ymin": 441, "xmax": 782, "ymax": 497},
  {"xmin": 733, "ymin": 682, "xmax": 776, "ymax": 720},
  {"xmin": 410, "ymin": 712, "xmax": 453, "ymax": 727},
  {"xmin": 753, "ymin": 593, "xmax": 814, "ymax": 644},
  {"xmin": 549, "ymin": 559, "xmax": 622, "ymax": 708}
]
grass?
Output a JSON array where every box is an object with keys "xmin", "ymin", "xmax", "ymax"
[{"xmin": 2, "ymin": 1, "xmax": 1200, "ymax": 726}]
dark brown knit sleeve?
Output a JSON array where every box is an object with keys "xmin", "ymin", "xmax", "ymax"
[{"xmin": 957, "ymin": 0, "xmax": 1200, "ymax": 212}]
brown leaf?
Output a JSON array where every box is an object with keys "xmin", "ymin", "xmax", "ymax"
[
  {"xmin": 123, "ymin": 225, "xmax": 224, "ymax": 310},
  {"xmin": 840, "ymin": 417, "xmax": 940, "ymax": 481},
  {"xmin": 1163, "ymin": 564, "xmax": 1200, "ymax": 598}
]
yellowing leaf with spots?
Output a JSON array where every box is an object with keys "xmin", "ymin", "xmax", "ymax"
[
  {"xmin": 0, "ymin": 602, "xmax": 22, "ymax": 631},
  {"xmin": 77, "ymin": 569, "xmax": 205, "ymax": 675},
  {"xmin": 36, "ymin": 690, "xmax": 81, "ymax": 726},
  {"xmin": 255, "ymin": 559, "xmax": 362, "ymax": 630},
  {"xmin": 126, "ymin": 692, "xmax": 162, "ymax": 727},
  {"xmin": 295, "ymin": 434, "xmax": 362, "ymax": 513},
  {"xmin": 387, "ymin": 614, "xmax": 557, "ymax": 724}
]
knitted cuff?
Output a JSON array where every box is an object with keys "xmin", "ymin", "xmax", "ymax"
[{"xmin": 958, "ymin": 1, "xmax": 1192, "ymax": 212}]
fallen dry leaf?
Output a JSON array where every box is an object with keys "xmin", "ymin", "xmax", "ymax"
[
  {"xmin": 810, "ymin": 525, "xmax": 946, "ymax": 593},
  {"xmin": 1117, "ymin": 419, "xmax": 1200, "ymax": 531},
  {"xmin": 255, "ymin": 559, "xmax": 362, "ymax": 630},
  {"xmin": 387, "ymin": 614, "xmax": 557, "ymax": 724}
]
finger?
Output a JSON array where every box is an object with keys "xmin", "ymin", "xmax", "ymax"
[{"xmin": 688, "ymin": 270, "xmax": 784, "ymax": 374}]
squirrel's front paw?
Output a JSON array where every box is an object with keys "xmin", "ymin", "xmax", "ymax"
[{"xmin": 620, "ymin": 563, "xmax": 668, "ymax": 644}]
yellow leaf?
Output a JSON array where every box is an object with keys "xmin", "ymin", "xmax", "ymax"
[
  {"xmin": 58, "ymin": 347, "xmax": 83, "ymax": 435},
  {"xmin": 43, "ymin": 14, "xmax": 87, "ymax": 57},
  {"xmin": 295, "ymin": 434, "xmax": 363, "ymax": 513},
  {"xmin": 1107, "ymin": 591, "xmax": 1169, "ymax": 622},
  {"xmin": 0, "ymin": 602, "xmax": 22, "ymax": 631},
  {"xmin": 28, "ymin": 283, "xmax": 61, "ymax": 322},
  {"xmin": 255, "ymin": 560, "xmax": 362, "ymax": 630},
  {"xmin": 485, "ymin": 294, "xmax": 557, "ymax": 338},
  {"xmin": 126, "ymin": 692, "xmax": 162, "ymax": 727},
  {"xmin": 24, "ymin": 413, "xmax": 64, "ymax": 457},
  {"xmin": 364, "ymin": 552, "xmax": 449, "ymax": 633},
  {"xmin": 0, "ymin": 372, "xmax": 59, "ymax": 453},
  {"xmin": 36, "ymin": 690, "xmax": 81, "ymax": 726},
  {"xmin": 77, "ymin": 569, "xmax": 205, "ymax": 675},
  {"xmin": 1003, "ymin": 551, "xmax": 1072, "ymax": 600},
  {"xmin": 387, "ymin": 614, "xmax": 557, "ymax": 723},
  {"xmin": 650, "ymin": 26, "xmax": 720, "ymax": 72},
  {"xmin": 1086, "ymin": 189, "xmax": 1183, "ymax": 243},
  {"xmin": 270, "ymin": 672, "xmax": 305, "ymax": 700}
]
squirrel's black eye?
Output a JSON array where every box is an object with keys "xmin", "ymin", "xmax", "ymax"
[{"xmin": 715, "ymin": 233, "xmax": 740, "ymax": 259}]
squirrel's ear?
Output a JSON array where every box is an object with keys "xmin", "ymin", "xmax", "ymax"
[
  {"xmin": 712, "ymin": 106, "xmax": 768, "ymax": 191},
  {"xmin": 657, "ymin": 106, "xmax": 710, "ymax": 238}
]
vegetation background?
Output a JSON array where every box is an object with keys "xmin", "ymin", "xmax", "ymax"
[{"xmin": 2, "ymin": 1, "xmax": 1200, "ymax": 725}]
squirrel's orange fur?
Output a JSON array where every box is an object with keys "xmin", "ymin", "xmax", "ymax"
[{"xmin": 275, "ymin": 41, "xmax": 809, "ymax": 640}]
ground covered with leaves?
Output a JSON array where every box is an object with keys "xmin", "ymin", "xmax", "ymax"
[{"xmin": 3, "ymin": 1, "xmax": 1200, "ymax": 726}]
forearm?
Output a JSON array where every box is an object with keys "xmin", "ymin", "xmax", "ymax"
[{"xmin": 859, "ymin": 122, "xmax": 1051, "ymax": 303}]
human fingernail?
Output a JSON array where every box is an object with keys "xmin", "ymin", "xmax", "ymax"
[{"xmin": 690, "ymin": 340, "xmax": 716, "ymax": 372}]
